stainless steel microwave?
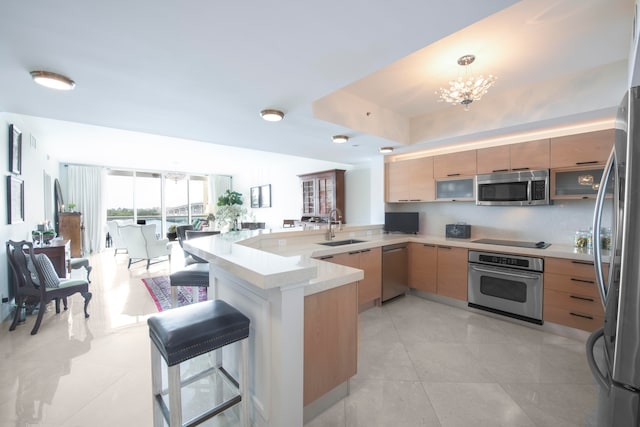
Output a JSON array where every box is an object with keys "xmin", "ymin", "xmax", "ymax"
[{"xmin": 476, "ymin": 169, "xmax": 550, "ymax": 206}]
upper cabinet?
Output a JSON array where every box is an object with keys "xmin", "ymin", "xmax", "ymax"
[
  {"xmin": 386, "ymin": 157, "xmax": 434, "ymax": 203},
  {"xmin": 476, "ymin": 139, "xmax": 550, "ymax": 174},
  {"xmin": 550, "ymin": 129, "xmax": 614, "ymax": 168},
  {"xmin": 299, "ymin": 169, "xmax": 345, "ymax": 222},
  {"xmin": 434, "ymin": 150, "xmax": 477, "ymax": 178}
]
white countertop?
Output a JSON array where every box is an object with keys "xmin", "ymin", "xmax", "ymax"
[{"xmin": 184, "ymin": 226, "xmax": 604, "ymax": 296}]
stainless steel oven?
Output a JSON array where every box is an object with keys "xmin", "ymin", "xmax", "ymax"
[{"xmin": 468, "ymin": 250, "xmax": 544, "ymax": 324}]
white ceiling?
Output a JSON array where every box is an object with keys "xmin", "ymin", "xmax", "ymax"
[{"xmin": 0, "ymin": 0, "xmax": 635, "ymax": 168}]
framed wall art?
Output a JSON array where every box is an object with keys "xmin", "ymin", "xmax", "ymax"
[
  {"xmin": 260, "ymin": 184, "xmax": 271, "ymax": 208},
  {"xmin": 250, "ymin": 186, "xmax": 260, "ymax": 208},
  {"xmin": 7, "ymin": 175, "xmax": 24, "ymax": 224},
  {"xmin": 9, "ymin": 124, "xmax": 22, "ymax": 175}
]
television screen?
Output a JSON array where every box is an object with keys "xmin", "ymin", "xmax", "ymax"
[{"xmin": 384, "ymin": 212, "xmax": 419, "ymax": 234}]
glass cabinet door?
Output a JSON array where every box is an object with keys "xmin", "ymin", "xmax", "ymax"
[
  {"xmin": 435, "ymin": 177, "xmax": 475, "ymax": 201},
  {"xmin": 551, "ymin": 166, "xmax": 610, "ymax": 199}
]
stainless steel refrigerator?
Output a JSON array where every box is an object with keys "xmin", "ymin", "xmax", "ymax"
[{"xmin": 587, "ymin": 86, "xmax": 640, "ymax": 426}]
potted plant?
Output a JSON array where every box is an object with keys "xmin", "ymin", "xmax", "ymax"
[
  {"xmin": 67, "ymin": 203, "xmax": 77, "ymax": 212},
  {"xmin": 215, "ymin": 190, "xmax": 246, "ymax": 231},
  {"xmin": 166, "ymin": 224, "xmax": 178, "ymax": 241}
]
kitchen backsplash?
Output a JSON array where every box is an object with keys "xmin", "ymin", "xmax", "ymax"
[{"xmin": 387, "ymin": 199, "xmax": 610, "ymax": 245}]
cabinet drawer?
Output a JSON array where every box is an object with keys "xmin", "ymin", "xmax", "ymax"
[
  {"xmin": 544, "ymin": 272, "xmax": 599, "ymax": 298},
  {"xmin": 543, "ymin": 305, "xmax": 604, "ymax": 332},
  {"xmin": 545, "ymin": 257, "xmax": 596, "ymax": 278},
  {"xmin": 544, "ymin": 288, "xmax": 603, "ymax": 317}
]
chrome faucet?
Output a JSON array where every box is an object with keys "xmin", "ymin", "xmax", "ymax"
[{"xmin": 327, "ymin": 208, "xmax": 342, "ymax": 241}]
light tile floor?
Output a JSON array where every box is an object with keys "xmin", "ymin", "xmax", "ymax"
[{"xmin": 0, "ymin": 247, "xmax": 598, "ymax": 426}]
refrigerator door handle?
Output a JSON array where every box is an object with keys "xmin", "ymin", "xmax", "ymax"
[
  {"xmin": 592, "ymin": 148, "xmax": 615, "ymax": 308},
  {"xmin": 586, "ymin": 327, "xmax": 610, "ymax": 391}
]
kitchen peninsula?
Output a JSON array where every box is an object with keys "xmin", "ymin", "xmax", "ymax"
[{"xmin": 184, "ymin": 225, "xmax": 602, "ymax": 426}]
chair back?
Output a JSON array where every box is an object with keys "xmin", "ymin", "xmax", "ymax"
[
  {"xmin": 107, "ymin": 219, "xmax": 134, "ymax": 250},
  {"xmin": 176, "ymin": 225, "xmax": 194, "ymax": 248},
  {"xmin": 6, "ymin": 240, "xmax": 46, "ymax": 300},
  {"xmin": 119, "ymin": 225, "xmax": 148, "ymax": 258}
]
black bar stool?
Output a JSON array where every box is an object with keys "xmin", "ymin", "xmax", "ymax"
[{"xmin": 148, "ymin": 300, "xmax": 250, "ymax": 427}]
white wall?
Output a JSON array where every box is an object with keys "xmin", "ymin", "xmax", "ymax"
[{"xmin": 0, "ymin": 113, "xmax": 61, "ymax": 320}]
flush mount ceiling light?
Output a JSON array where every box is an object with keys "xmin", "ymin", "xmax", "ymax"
[
  {"xmin": 437, "ymin": 54, "xmax": 496, "ymax": 111},
  {"xmin": 379, "ymin": 147, "xmax": 394, "ymax": 154},
  {"xmin": 260, "ymin": 109, "xmax": 284, "ymax": 122},
  {"xmin": 30, "ymin": 70, "xmax": 75, "ymax": 90},
  {"xmin": 332, "ymin": 135, "xmax": 349, "ymax": 144}
]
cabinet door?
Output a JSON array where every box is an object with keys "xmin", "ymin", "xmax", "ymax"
[
  {"xmin": 550, "ymin": 129, "xmax": 614, "ymax": 168},
  {"xmin": 316, "ymin": 173, "xmax": 335, "ymax": 218},
  {"xmin": 301, "ymin": 178, "xmax": 316, "ymax": 216},
  {"xmin": 358, "ymin": 248, "xmax": 382, "ymax": 305},
  {"xmin": 434, "ymin": 150, "xmax": 477, "ymax": 178},
  {"xmin": 477, "ymin": 146, "xmax": 510, "ymax": 174},
  {"xmin": 409, "ymin": 157, "xmax": 435, "ymax": 201},
  {"xmin": 550, "ymin": 165, "xmax": 607, "ymax": 200},
  {"xmin": 435, "ymin": 177, "xmax": 475, "ymax": 201},
  {"xmin": 436, "ymin": 246, "xmax": 468, "ymax": 301},
  {"xmin": 510, "ymin": 139, "xmax": 550, "ymax": 171},
  {"xmin": 408, "ymin": 243, "xmax": 437, "ymax": 293},
  {"xmin": 386, "ymin": 161, "xmax": 411, "ymax": 202}
]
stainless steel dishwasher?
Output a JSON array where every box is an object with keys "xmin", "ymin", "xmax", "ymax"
[{"xmin": 382, "ymin": 243, "xmax": 408, "ymax": 302}]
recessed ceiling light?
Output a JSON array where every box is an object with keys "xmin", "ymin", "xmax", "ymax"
[
  {"xmin": 379, "ymin": 147, "xmax": 394, "ymax": 153},
  {"xmin": 332, "ymin": 135, "xmax": 349, "ymax": 144},
  {"xmin": 30, "ymin": 70, "xmax": 75, "ymax": 90},
  {"xmin": 260, "ymin": 109, "xmax": 284, "ymax": 122}
]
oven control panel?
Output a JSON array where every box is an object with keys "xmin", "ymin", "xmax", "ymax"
[{"xmin": 468, "ymin": 251, "xmax": 544, "ymax": 272}]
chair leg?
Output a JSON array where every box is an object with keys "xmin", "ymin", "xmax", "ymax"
[
  {"xmin": 82, "ymin": 292, "xmax": 92, "ymax": 318},
  {"xmin": 146, "ymin": 259, "xmax": 151, "ymax": 269},
  {"xmin": 128, "ymin": 259, "xmax": 132, "ymax": 269},
  {"xmin": 9, "ymin": 297, "xmax": 23, "ymax": 331},
  {"xmin": 31, "ymin": 301, "xmax": 46, "ymax": 335},
  {"xmin": 86, "ymin": 265, "xmax": 92, "ymax": 283},
  {"xmin": 55, "ymin": 298, "xmax": 61, "ymax": 313},
  {"xmin": 63, "ymin": 297, "xmax": 69, "ymax": 311}
]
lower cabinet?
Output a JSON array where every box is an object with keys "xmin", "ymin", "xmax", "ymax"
[
  {"xmin": 319, "ymin": 248, "xmax": 382, "ymax": 306},
  {"xmin": 436, "ymin": 246, "xmax": 468, "ymax": 301},
  {"xmin": 304, "ymin": 282, "xmax": 358, "ymax": 406},
  {"xmin": 544, "ymin": 257, "xmax": 604, "ymax": 331},
  {"xmin": 408, "ymin": 242, "xmax": 437, "ymax": 293}
]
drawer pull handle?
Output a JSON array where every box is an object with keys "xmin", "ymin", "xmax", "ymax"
[
  {"xmin": 571, "ymin": 260, "xmax": 594, "ymax": 266},
  {"xmin": 570, "ymin": 295, "xmax": 594, "ymax": 302},
  {"xmin": 423, "ymin": 244, "xmax": 436, "ymax": 248},
  {"xmin": 492, "ymin": 169, "xmax": 509, "ymax": 172},
  {"xmin": 447, "ymin": 173, "xmax": 461, "ymax": 177},
  {"xmin": 439, "ymin": 246, "xmax": 452, "ymax": 250},
  {"xmin": 318, "ymin": 255, "xmax": 333, "ymax": 260},
  {"xmin": 570, "ymin": 278, "xmax": 595, "ymax": 284},
  {"xmin": 348, "ymin": 251, "xmax": 361, "ymax": 255},
  {"xmin": 576, "ymin": 161, "xmax": 599, "ymax": 165},
  {"xmin": 570, "ymin": 312, "xmax": 594, "ymax": 320},
  {"xmin": 511, "ymin": 167, "xmax": 530, "ymax": 171},
  {"xmin": 360, "ymin": 249, "xmax": 371, "ymax": 253}
]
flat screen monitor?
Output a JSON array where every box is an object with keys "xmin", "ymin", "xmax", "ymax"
[{"xmin": 384, "ymin": 212, "xmax": 419, "ymax": 234}]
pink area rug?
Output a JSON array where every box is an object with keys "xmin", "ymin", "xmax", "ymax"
[{"xmin": 142, "ymin": 276, "xmax": 207, "ymax": 312}]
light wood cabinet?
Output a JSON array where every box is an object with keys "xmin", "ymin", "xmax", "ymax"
[
  {"xmin": 304, "ymin": 282, "xmax": 358, "ymax": 406},
  {"xmin": 318, "ymin": 247, "xmax": 382, "ymax": 306},
  {"xmin": 510, "ymin": 139, "xmax": 550, "ymax": 171},
  {"xmin": 386, "ymin": 157, "xmax": 434, "ymax": 202},
  {"xmin": 436, "ymin": 246, "xmax": 468, "ymax": 301},
  {"xmin": 299, "ymin": 169, "xmax": 346, "ymax": 223},
  {"xmin": 58, "ymin": 212, "xmax": 82, "ymax": 257},
  {"xmin": 543, "ymin": 257, "xmax": 605, "ymax": 332},
  {"xmin": 434, "ymin": 150, "xmax": 476, "ymax": 178},
  {"xmin": 477, "ymin": 139, "xmax": 550, "ymax": 174},
  {"xmin": 550, "ymin": 129, "xmax": 614, "ymax": 168},
  {"xmin": 408, "ymin": 242, "xmax": 437, "ymax": 293}
]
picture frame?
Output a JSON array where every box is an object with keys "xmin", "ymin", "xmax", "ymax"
[
  {"xmin": 250, "ymin": 186, "xmax": 260, "ymax": 208},
  {"xmin": 9, "ymin": 124, "xmax": 22, "ymax": 175},
  {"xmin": 7, "ymin": 175, "xmax": 24, "ymax": 224},
  {"xmin": 260, "ymin": 184, "xmax": 271, "ymax": 208}
]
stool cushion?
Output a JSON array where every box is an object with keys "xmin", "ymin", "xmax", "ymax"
[
  {"xmin": 148, "ymin": 300, "xmax": 250, "ymax": 366},
  {"xmin": 169, "ymin": 263, "xmax": 209, "ymax": 287}
]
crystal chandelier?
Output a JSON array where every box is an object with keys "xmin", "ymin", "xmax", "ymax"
[{"xmin": 437, "ymin": 55, "xmax": 496, "ymax": 111}]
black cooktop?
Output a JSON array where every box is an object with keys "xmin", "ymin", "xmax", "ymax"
[{"xmin": 472, "ymin": 238, "xmax": 551, "ymax": 249}]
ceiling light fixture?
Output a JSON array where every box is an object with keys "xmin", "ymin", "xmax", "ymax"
[
  {"xmin": 379, "ymin": 147, "xmax": 394, "ymax": 154},
  {"xmin": 437, "ymin": 54, "xmax": 496, "ymax": 111},
  {"xmin": 260, "ymin": 109, "xmax": 285, "ymax": 122},
  {"xmin": 332, "ymin": 135, "xmax": 349, "ymax": 144},
  {"xmin": 30, "ymin": 70, "xmax": 76, "ymax": 90}
]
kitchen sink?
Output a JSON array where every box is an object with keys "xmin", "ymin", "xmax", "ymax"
[{"xmin": 318, "ymin": 239, "xmax": 366, "ymax": 247}]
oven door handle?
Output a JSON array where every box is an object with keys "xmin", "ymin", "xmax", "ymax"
[{"xmin": 469, "ymin": 264, "xmax": 541, "ymax": 280}]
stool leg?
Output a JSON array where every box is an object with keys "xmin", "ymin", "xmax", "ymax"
[
  {"xmin": 240, "ymin": 337, "xmax": 250, "ymax": 427},
  {"xmin": 168, "ymin": 364, "xmax": 182, "ymax": 427},
  {"xmin": 171, "ymin": 286, "xmax": 178, "ymax": 308},
  {"xmin": 150, "ymin": 343, "xmax": 164, "ymax": 427}
]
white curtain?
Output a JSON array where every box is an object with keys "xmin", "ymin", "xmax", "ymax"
[
  {"xmin": 209, "ymin": 175, "xmax": 232, "ymax": 206},
  {"xmin": 67, "ymin": 166, "xmax": 107, "ymax": 254}
]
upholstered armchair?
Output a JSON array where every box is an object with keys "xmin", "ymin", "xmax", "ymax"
[
  {"xmin": 106, "ymin": 219, "xmax": 134, "ymax": 255},
  {"xmin": 119, "ymin": 224, "xmax": 171, "ymax": 269}
]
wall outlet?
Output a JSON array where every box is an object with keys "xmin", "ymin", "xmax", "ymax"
[{"xmin": 1, "ymin": 297, "xmax": 8, "ymax": 303}]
